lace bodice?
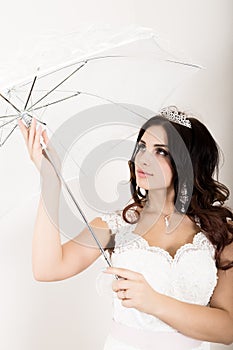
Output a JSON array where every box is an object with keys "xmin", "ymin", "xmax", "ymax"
[{"xmin": 100, "ymin": 210, "xmax": 218, "ymax": 333}]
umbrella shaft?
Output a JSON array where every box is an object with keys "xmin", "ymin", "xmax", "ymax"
[{"xmin": 41, "ymin": 146, "xmax": 116, "ymax": 273}]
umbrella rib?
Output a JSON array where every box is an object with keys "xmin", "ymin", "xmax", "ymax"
[
  {"xmin": 0, "ymin": 115, "xmax": 46, "ymax": 130},
  {"xmin": 32, "ymin": 92, "xmax": 81, "ymax": 112},
  {"xmin": 80, "ymin": 91, "xmax": 147, "ymax": 120},
  {"xmin": 24, "ymin": 75, "xmax": 38, "ymax": 110},
  {"xmin": 0, "ymin": 114, "xmax": 18, "ymax": 119},
  {"xmin": 0, "ymin": 124, "xmax": 18, "ymax": 147},
  {"xmin": 0, "ymin": 93, "xmax": 21, "ymax": 113},
  {"xmin": 165, "ymin": 59, "xmax": 202, "ymax": 69},
  {"xmin": 19, "ymin": 55, "xmax": 126, "ymax": 89},
  {"xmin": 0, "ymin": 116, "xmax": 19, "ymax": 129},
  {"xmin": 28, "ymin": 62, "xmax": 87, "ymax": 111}
]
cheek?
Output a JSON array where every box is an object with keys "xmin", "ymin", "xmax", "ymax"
[
  {"xmin": 162, "ymin": 159, "xmax": 173, "ymax": 174},
  {"xmin": 153, "ymin": 157, "xmax": 170, "ymax": 170},
  {"xmin": 154, "ymin": 160, "xmax": 173, "ymax": 183},
  {"xmin": 164, "ymin": 163, "xmax": 174, "ymax": 185},
  {"xmin": 165, "ymin": 166, "xmax": 174, "ymax": 183},
  {"xmin": 134, "ymin": 154, "xmax": 173, "ymax": 185}
]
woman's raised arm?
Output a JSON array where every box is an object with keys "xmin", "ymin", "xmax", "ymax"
[{"xmin": 18, "ymin": 118, "xmax": 111, "ymax": 281}]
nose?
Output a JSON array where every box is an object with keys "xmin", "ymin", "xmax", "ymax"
[
  {"xmin": 142, "ymin": 150, "xmax": 153, "ymax": 164},
  {"xmin": 138, "ymin": 149, "xmax": 153, "ymax": 165}
]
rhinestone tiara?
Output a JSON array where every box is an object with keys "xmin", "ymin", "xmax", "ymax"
[{"xmin": 160, "ymin": 106, "xmax": 192, "ymax": 129}]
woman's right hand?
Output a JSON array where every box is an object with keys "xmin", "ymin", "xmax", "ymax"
[{"xmin": 17, "ymin": 117, "xmax": 62, "ymax": 181}]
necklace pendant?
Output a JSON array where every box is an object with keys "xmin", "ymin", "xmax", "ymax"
[{"xmin": 164, "ymin": 216, "xmax": 169, "ymax": 228}]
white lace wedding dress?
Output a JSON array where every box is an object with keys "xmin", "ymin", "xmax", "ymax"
[{"xmin": 99, "ymin": 211, "xmax": 218, "ymax": 350}]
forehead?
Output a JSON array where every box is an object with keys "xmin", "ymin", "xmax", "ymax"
[{"xmin": 141, "ymin": 125, "xmax": 168, "ymax": 145}]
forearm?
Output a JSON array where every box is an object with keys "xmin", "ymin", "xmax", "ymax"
[
  {"xmin": 152, "ymin": 292, "xmax": 233, "ymax": 345},
  {"xmin": 32, "ymin": 175, "xmax": 62, "ymax": 280}
]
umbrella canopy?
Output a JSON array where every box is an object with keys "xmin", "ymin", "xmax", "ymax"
[{"xmin": 0, "ymin": 27, "xmax": 201, "ymax": 255}]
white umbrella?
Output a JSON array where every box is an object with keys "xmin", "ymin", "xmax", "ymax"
[{"xmin": 0, "ymin": 26, "xmax": 201, "ymax": 264}]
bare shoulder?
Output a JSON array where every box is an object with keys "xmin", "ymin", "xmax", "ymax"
[
  {"xmin": 89, "ymin": 215, "xmax": 110, "ymax": 229},
  {"xmin": 209, "ymin": 241, "xmax": 233, "ymax": 318}
]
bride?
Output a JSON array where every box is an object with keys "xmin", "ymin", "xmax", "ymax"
[{"xmin": 18, "ymin": 106, "xmax": 233, "ymax": 349}]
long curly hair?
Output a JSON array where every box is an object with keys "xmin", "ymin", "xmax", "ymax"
[{"xmin": 120, "ymin": 108, "xmax": 233, "ymax": 270}]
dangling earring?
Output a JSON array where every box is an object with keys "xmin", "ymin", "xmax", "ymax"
[
  {"xmin": 179, "ymin": 183, "xmax": 189, "ymax": 213},
  {"xmin": 137, "ymin": 186, "xmax": 146, "ymax": 198}
]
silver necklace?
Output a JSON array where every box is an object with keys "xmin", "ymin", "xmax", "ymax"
[
  {"xmin": 164, "ymin": 213, "xmax": 172, "ymax": 228},
  {"xmin": 144, "ymin": 204, "xmax": 175, "ymax": 229}
]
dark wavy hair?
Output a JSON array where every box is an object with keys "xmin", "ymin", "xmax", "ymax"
[{"xmin": 120, "ymin": 108, "xmax": 233, "ymax": 270}]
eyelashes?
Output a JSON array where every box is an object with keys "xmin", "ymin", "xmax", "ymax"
[
  {"xmin": 156, "ymin": 147, "xmax": 169, "ymax": 157},
  {"xmin": 137, "ymin": 143, "xmax": 169, "ymax": 157}
]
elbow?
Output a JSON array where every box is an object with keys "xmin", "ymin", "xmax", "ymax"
[
  {"xmin": 33, "ymin": 271, "xmax": 49, "ymax": 282},
  {"xmin": 224, "ymin": 339, "xmax": 233, "ymax": 346},
  {"xmin": 32, "ymin": 261, "xmax": 60, "ymax": 281},
  {"xmin": 222, "ymin": 325, "xmax": 233, "ymax": 346},
  {"xmin": 32, "ymin": 262, "xmax": 47, "ymax": 281},
  {"xmin": 33, "ymin": 269, "xmax": 55, "ymax": 282},
  {"xmin": 223, "ymin": 335, "xmax": 233, "ymax": 346}
]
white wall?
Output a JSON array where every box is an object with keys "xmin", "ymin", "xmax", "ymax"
[{"xmin": 0, "ymin": 1, "xmax": 232, "ymax": 349}]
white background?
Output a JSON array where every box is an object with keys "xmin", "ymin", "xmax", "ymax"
[{"xmin": 0, "ymin": 1, "xmax": 232, "ymax": 349}]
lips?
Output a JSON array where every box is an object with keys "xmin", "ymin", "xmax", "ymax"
[{"xmin": 137, "ymin": 168, "xmax": 153, "ymax": 176}]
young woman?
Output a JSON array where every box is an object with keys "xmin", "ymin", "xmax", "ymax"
[{"xmin": 18, "ymin": 106, "xmax": 233, "ymax": 350}]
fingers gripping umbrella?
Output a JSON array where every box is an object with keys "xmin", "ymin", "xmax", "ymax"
[{"xmin": 0, "ymin": 27, "xmax": 201, "ymax": 273}]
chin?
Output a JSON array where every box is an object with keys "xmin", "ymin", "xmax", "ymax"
[
  {"xmin": 136, "ymin": 179, "xmax": 169, "ymax": 191},
  {"xmin": 136, "ymin": 178, "xmax": 150, "ymax": 190}
]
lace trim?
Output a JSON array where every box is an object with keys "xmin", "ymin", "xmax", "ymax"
[
  {"xmin": 100, "ymin": 211, "xmax": 216, "ymax": 264},
  {"xmin": 116, "ymin": 232, "xmax": 216, "ymax": 264},
  {"xmin": 100, "ymin": 210, "xmax": 126, "ymax": 235}
]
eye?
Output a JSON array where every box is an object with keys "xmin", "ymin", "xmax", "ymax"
[
  {"xmin": 137, "ymin": 143, "xmax": 146, "ymax": 152},
  {"xmin": 136, "ymin": 143, "xmax": 169, "ymax": 157},
  {"xmin": 155, "ymin": 148, "xmax": 169, "ymax": 157}
]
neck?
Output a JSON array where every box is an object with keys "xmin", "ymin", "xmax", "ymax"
[
  {"xmin": 144, "ymin": 186, "xmax": 175, "ymax": 216},
  {"xmin": 139, "ymin": 187, "xmax": 185, "ymax": 233}
]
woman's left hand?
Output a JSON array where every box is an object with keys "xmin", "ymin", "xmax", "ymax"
[{"xmin": 103, "ymin": 267, "xmax": 159, "ymax": 314}]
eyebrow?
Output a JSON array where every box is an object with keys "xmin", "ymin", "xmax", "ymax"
[{"xmin": 139, "ymin": 139, "xmax": 168, "ymax": 147}]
